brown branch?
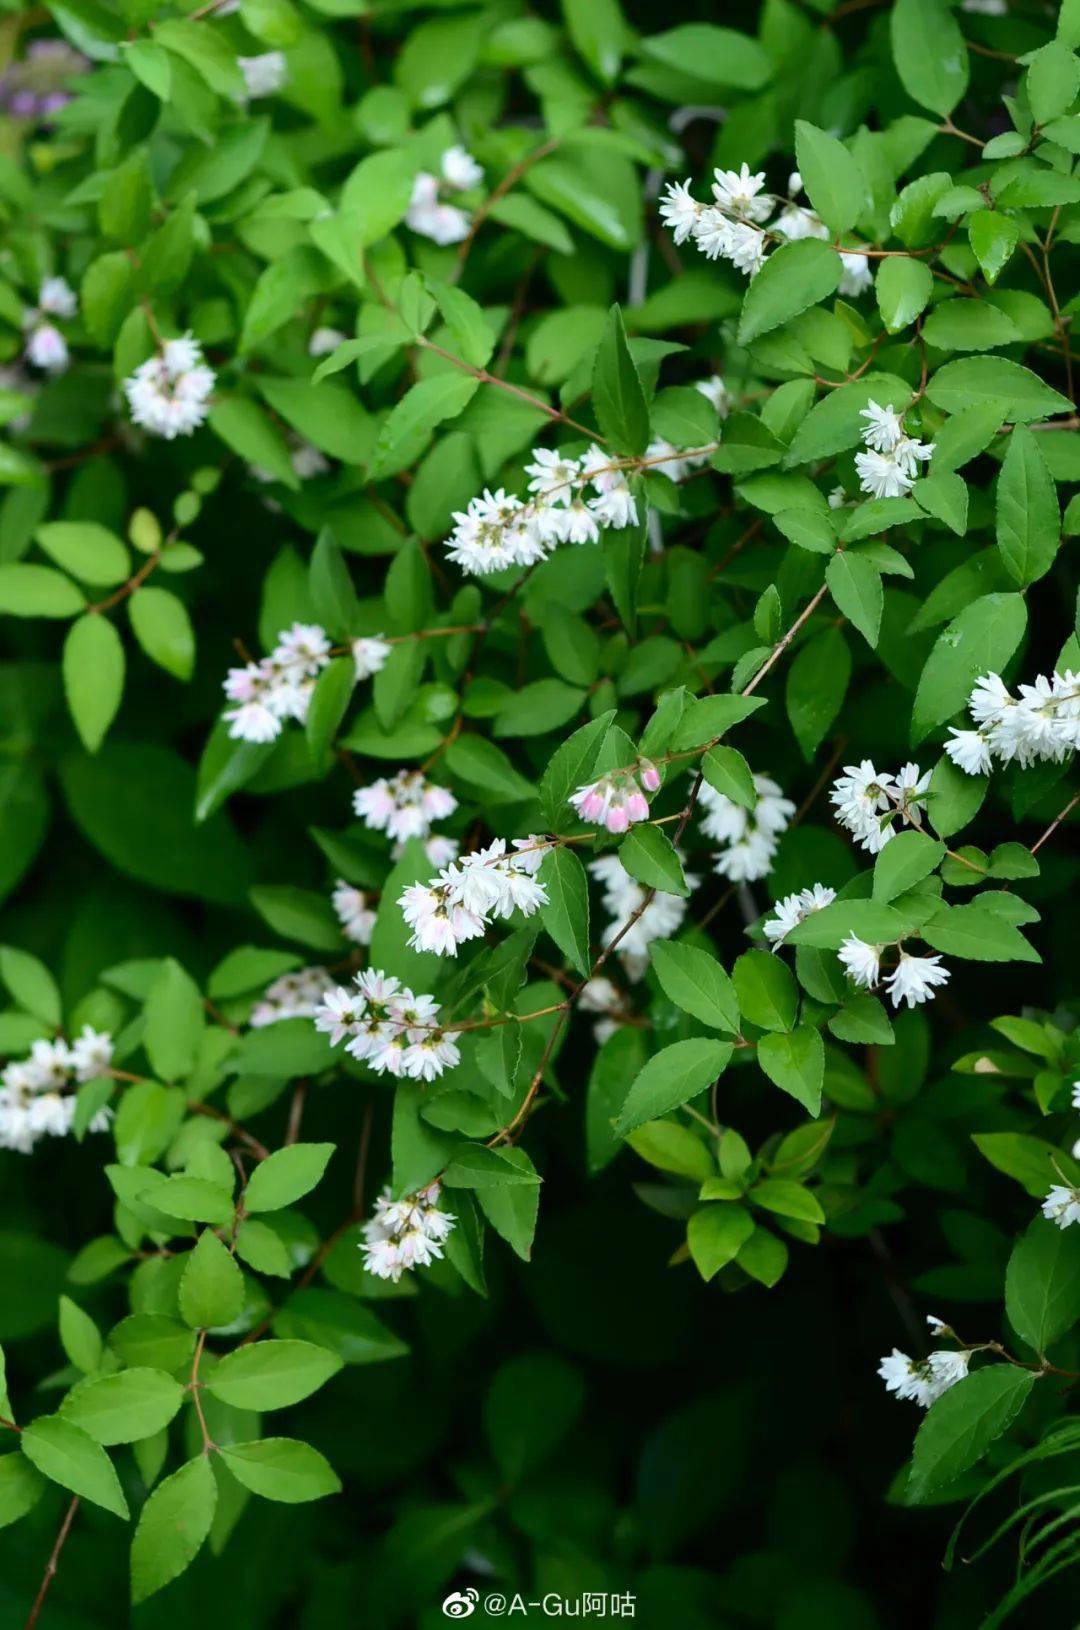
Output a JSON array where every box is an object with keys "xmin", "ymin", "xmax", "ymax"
[{"xmin": 24, "ymin": 1497, "xmax": 79, "ymax": 1630}]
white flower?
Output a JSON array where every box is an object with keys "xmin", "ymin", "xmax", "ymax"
[
  {"xmin": 894, "ymin": 761, "xmax": 931, "ymax": 824},
  {"xmin": 692, "ymin": 206, "xmax": 732, "ymax": 261},
  {"xmin": 352, "ymin": 635, "xmax": 391, "ymax": 680},
  {"xmin": 878, "ymin": 1348, "xmax": 937, "ymax": 1407},
  {"xmin": 69, "ymin": 1026, "xmax": 113, "ymax": 1082},
  {"xmin": 885, "ymin": 952, "xmax": 950, "ymax": 1009},
  {"xmin": 313, "ymin": 984, "xmax": 365, "ymax": 1046},
  {"xmin": 860, "ymin": 400, "xmax": 905, "ymax": 453},
  {"xmin": 695, "ymin": 375, "xmax": 731, "ymax": 417},
  {"xmin": 239, "ymin": 52, "xmax": 287, "ymax": 98},
  {"xmin": 659, "ymin": 179, "xmax": 700, "ymax": 245},
  {"xmin": 399, "ymin": 874, "xmax": 486, "ymax": 956},
  {"xmin": 588, "ymin": 853, "xmax": 698, "ymax": 981},
  {"xmin": 524, "ymin": 446, "xmax": 580, "ymax": 506},
  {"xmin": 773, "ymin": 203, "xmax": 827, "ymax": 242},
  {"xmin": 838, "ymin": 934, "xmax": 882, "ymax": 989},
  {"xmin": 928, "ymin": 1349, "xmax": 970, "ymax": 1392},
  {"xmin": 423, "ymin": 834, "xmax": 460, "ymax": 870},
  {"xmin": 441, "ymin": 145, "xmax": 483, "ymax": 191},
  {"xmin": 969, "ymin": 672, "xmax": 1013, "ymax": 727},
  {"xmin": 646, "ymin": 438, "xmax": 692, "ymax": 483},
  {"xmin": 331, "ymin": 881, "xmax": 376, "ymax": 946},
  {"xmin": 223, "ymin": 663, "xmax": 281, "ymax": 744},
  {"xmin": 309, "ymin": 326, "xmax": 346, "ymax": 357},
  {"xmin": 1071, "ymin": 1081, "xmax": 1080, "ymax": 1110},
  {"xmin": 24, "ymin": 322, "xmax": 68, "ymax": 373},
  {"xmin": 763, "ymin": 883, "xmax": 836, "ymax": 947},
  {"xmin": 406, "ymin": 171, "xmax": 471, "ymax": 245},
  {"xmin": 830, "ymin": 760, "xmax": 897, "ymax": 853},
  {"xmin": 579, "ymin": 975, "xmax": 621, "ymax": 1014},
  {"xmin": 838, "ymin": 251, "xmax": 873, "ymax": 296},
  {"xmin": 124, "ymin": 334, "xmax": 214, "ymax": 439},
  {"xmin": 1043, "ymin": 1184, "xmax": 1080, "ymax": 1228},
  {"xmin": 701, "ymin": 771, "xmax": 794, "ymax": 883},
  {"xmin": 945, "ymin": 729, "xmax": 993, "ymax": 777},
  {"xmin": 725, "ymin": 220, "xmax": 768, "ymax": 277},
  {"xmin": 895, "ymin": 435, "xmax": 935, "ymax": 475},
  {"xmin": 319, "ymin": 971, "xmax": 457, "ymax": 1081},
  {"xmin": 39, "ymin": 276, "xmax": 77, "ymax": 318},
  {"xmin": 554, "ymin": 496, "xmax": 600, "ymax": 545},
  {"xmin": 828, "ymin": 485, "xmax": 847, "ymax": 509},
  {"xmin": 855, "ymin": 448, "xmax": 915, "ymax": 500},
  {"xmin": 711, "ymin": 163, "xmax": 772, "ymax": 223},
  {"xmin": 354, "ymin": 769, "xmax": 457, "ymax": 844}
]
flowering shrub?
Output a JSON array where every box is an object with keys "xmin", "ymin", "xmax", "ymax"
[{"xmin": 0, "ymin": 0, "xmax": 1079, "ymax": 1624}]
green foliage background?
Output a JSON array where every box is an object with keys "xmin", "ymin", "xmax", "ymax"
[{"xmin": 0, "ymin": 0, "xmax": 1079, "ymax": 1624}]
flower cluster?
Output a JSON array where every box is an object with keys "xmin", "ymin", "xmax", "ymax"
[
  {"xmin": 578, "ymin": 975, "xmax": 634, "ymax": 1045},
  {"xmin": 763, "ymin": 883, "xmax": 836, "ymax": 947},
  {"xmin": 361, "ymin": 1181, "xmax": 456, "ymax": 1282},
  {"xmin": 660, "ymin": 165, "xmax": 873, "ymax": 292},
  {"xmin": 829, "ymin": 759, "xmax": 929, "ymax": 854},
  {"xmin": 406, "ymin": 145, "xmax": 483, "ymax": 245},
  {"xmin": 878, "ymin": 1331, "xmax": 971, "ymax": 1408},
  {"xmin": 224, "ymin": 622, "xmax": 332, "ymax": 743},
  {"xmin": 589, "ymin": 853, "xmax": 696, "ymax": 981},
  {"xmin": 946, "ymin": 669, "xmax": 1080, "ymax": 777},
  {"xmin": 444, "ymin": 432, "xmax": 712, "ymax": 577},
  {"xmin": 839, "ymin": 937, "xmax": 951, "ymax": 1009},
  {"xmin": 22, "ymin": 276, "xmax": 77, "ymax": 374},
  {"xmin": 854, "ymin": 400, "xmax": 935, "ymax": 501},
  {"xmin": 250, "ymin": 966, "xmax": 336, "ymax": 1028},
  {"xmin": 0, "ymin": 38, "xmax": 88, "ymax": 123},
  {"xmin": 239, "ymin": 52, "xmax": 287, "ymax": 99},
  {"xmin": 569, "ymin": 761, "xmax": 660, "ymax": 834},
  {"xmin": 699, "ymin": 772, "xmax": 795, "ymax": 882},
  {"xmin": 0, "ymin": 1029, "xmax": 113, "ymax": 1154},
  {"xmin": 331, "ymin": 881, "xmax": 377, "ymax": 946},
  {"xmin": 353, "ymin": 769, "xmax": 457, "ymax": 845},
  {"xmin": 123, "ymin": 335, "xmax": 215, "ymax": 440},
  {"xmin": 399, "ymin": 837, "xmax": 550, "ymax": 955},
  {"xmin": 314, "ymin": 969, "xmax": 459, "ymax": 1080}
]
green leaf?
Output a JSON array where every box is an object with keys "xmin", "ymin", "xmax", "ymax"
[
  {"xmin": 1026, "ymin": 40, "xmax": 1080, "ymax": 124},
  {"xmin": 750, "ymin": 1179, "xmax": 825, "ymax": 1224},
  {"xmin": 995, "ymin": 426, "xmax": 1059, "ymax": 588},
  {"xmin": 639, "ymin": 24, "xmax": 772, "ymax": 90},
  {"xmin": 826, "ymin": 551, "xmax": 883, "ymax": 647},
  {"xmin": 244, "ymin": 1143, "xmax": 336, "ymax": 1213},
  {"xmin": 650, "ymin": 941, "xmax": 739, "ymax": 1033},
  {"xmin": 687, "ymin": 1205, "xmax": 755, "ymax": 1281},
  {"xmin": 128, "ymin": 587, "xmax": 195, "ymax": 681},
  {"xmin": 615, "ymin": 1038, "xmax": 733, "ymax": 1136},
  {"xmin": 475, "ymin": 1146, "xmax": 541, "ymax": 1261},
  {"xmin": 1005, "ymin": 1218, "xmax": 1080, "ymax": 1354},
  {"xmin": 143, "ymin": 957, "xmax": 204, "ymax": 1082},
  {"xmin": 786, "ymin": 626, "xmax": 851, "ymax": 759},
  {"xmin": 37, "ymin": 521, "xmax": 130, "ymax": 587},
  {"xmin": 61, "ymin": 1368, "xmax": 184, "ymax": 1445},
  {"xmin": 968, "ymin": 211, "xmax": 1019, "ymax": 286},
  {"xmin": 872, "ymin": 831, "xmax": 945, "ymax": 902},
  {"xmin": 538, "ymin": 846, "xmax": 590, "ymax": 977},
  {"xmin": 0, "ymin": 1453, "xmax": 46, "ymax": 1529},
  {"xmin": 670, "ymin": 693, "xmax": 765, "ymax": 750},
  {"xmin": 921, "ymin": 301, "xmax": 1021, "ymax": 353},
  {"xmin": 58, "ymin": 1296, "xmax": 103, "ymax": 1374},
  {"xmin": 63, "ymin": 615, "xmax": 125, "ymax": 753},
  {"xmin": 0, "ymin": 945, "xmax": 61, "ymax": 1026},
  {"xmin": 875, "ymin": 258, "xmax": 933, "ymax": 334},
  {"xmin": 592, "ymin": 305, "xmax": 649, "ymax": 456},
  {"xmin": 540, "ymin": 711, "xmax": 617, "ymax": 827},
  {"xmin": 249, "ymin": 884, "xmax": 344, "ymax": 951},
  {"xmin": 209, "ymin": 397, "xmax": 299, "ymax": 491},
  {"xmin": 925, "ymin": 358, "xmax": 1071, "ymax": 423},
  {"xmin": 20, "ymin": 1415, "xmax": 128, "ymax": 1518},
  {"xmin": 130, "ymin": 1455, "xmax": 217, "ymax": 1604},
  {"xmin": 908, "ymin": 1367, "xmax": 1035, "ymax": 1502},
  {"xmin": 757, "ymin": 1026, "xmax": 824, "ymax": 1116},
  {"xmin": 922, "ymin": 901, "xmax": 1040, "ymax": 963},
  {"xmin": 445, "ymin": 736, "xmax": 535, "ymax": 804},
  {"xmin": 794, "ymin": 121, "xmax": 865, "ymax": 236},
  {"xmin": 443, "ymin": 1144, "xmax": 541, "ymax": 1188},
  {"xmin": 0, "ymin": 563, "xmax": 85, "ymax": 618},
  {"xmin": 972, "ymin": 1132, "xmax": 1079, "ymax": 1198},
  {"xmin": 219, "ymin": 1438, "xmax": 341, "ymax": 1503},
  {"xmin": 178, "ymin": 1231, "xmax": 245, "ymax": 1330},
  {"xmin": 618, "ymin": 824, "xmax": 687, "ymax": 897},
  {"xmin": 912, "ymin": 593, "xmax": 1027, "ymax": 742},
  {"xmin": 562, "ymin": 0, "xmax": 624, "ymax": 83},
  {"xmin": 701, "ymin": 744, "xmax": 757, "ymax": 809},
  {"xmin": 306, "ymin": 657, "xmax": 356, "ymax": 761},
  {"xmin": 733, "ymin": 950, "xmax": 797, "ymax": 1032},
  {"xmin": 206, "ymin": 1340, "xmax": 342, "ymax": 1410},
  {"xmin": 890, "ymin": 0, "xmax": 968, "ymax": 116},
  {"xmin": 367, "ymin": 374, "xmax": 479, "ymax": 482},
  {"xmin": 738, "ymin": 241, "xmax": 841, "ymax": 346}
]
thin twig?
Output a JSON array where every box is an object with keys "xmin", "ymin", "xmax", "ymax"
[{"xmin": 25, "ymin": 1497, "xmax": 79, "ymax": 1630}]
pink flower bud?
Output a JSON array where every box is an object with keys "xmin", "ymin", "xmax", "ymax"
[
  {"xmin": 626, "ymin": 790, "xmax": 649, "ymax": 823},
  {"xmin": 580, "ymin": 788, "xmax": 605, "ymax": 823},
  {"xmin": 606, "ymin": 802, "xmax": 629, "ymax": 834},
  {"xmin": 638, "ymin": 759, "xmax": 661, "ymax": 792}
]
